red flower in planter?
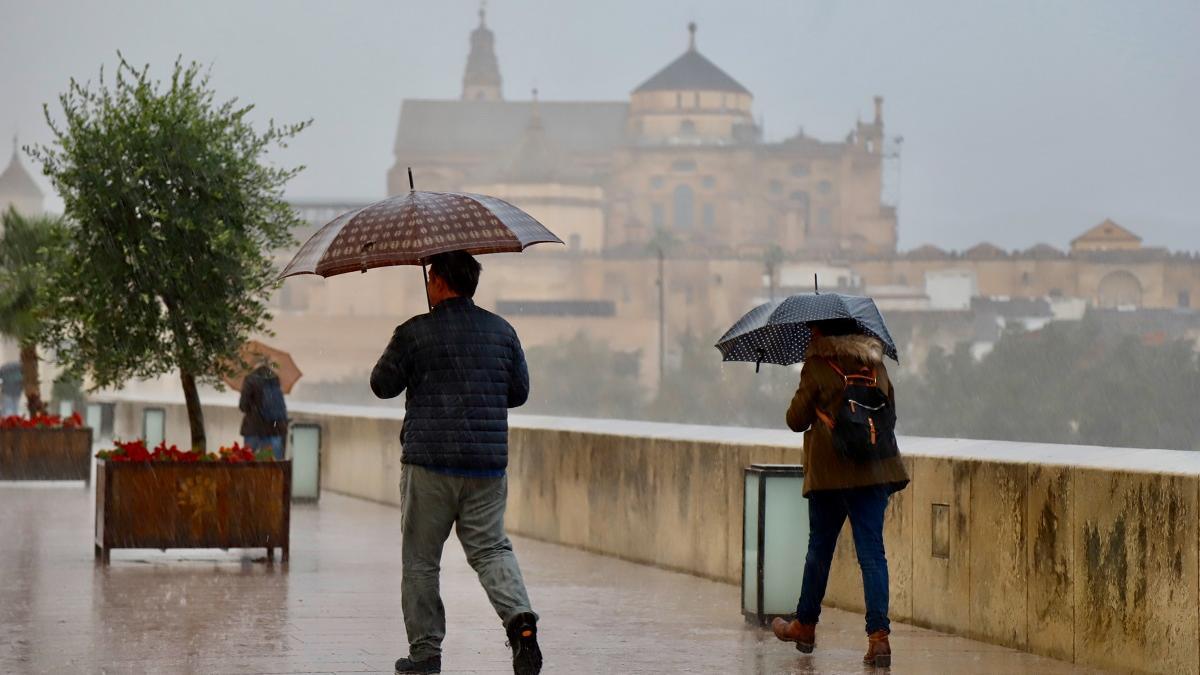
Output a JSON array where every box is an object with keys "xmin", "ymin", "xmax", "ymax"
[
  {"xmin": 96, "ymin": 440, "xmax": 273, "ymax": 463},
  {"xmin": 2, "ymin": 412, "xmax": 86, "ymax": 430}
]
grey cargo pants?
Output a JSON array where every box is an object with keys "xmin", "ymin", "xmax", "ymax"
[{"xmin": 400, "ymin": 463, "xmax": 535, "ymax": 660}]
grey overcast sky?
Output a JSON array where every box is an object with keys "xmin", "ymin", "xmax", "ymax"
[{"xmin": 1, "ymin": 0, "xmax": 1197, "ymax": 251}]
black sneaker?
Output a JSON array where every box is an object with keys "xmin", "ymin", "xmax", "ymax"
[
  {"xmin": 505, "ymin": 611, "xmax": 543, "ymax": 675},
  {"xmin": 395, "ymin": 655, "xmax": 441, "ymax": 674}
]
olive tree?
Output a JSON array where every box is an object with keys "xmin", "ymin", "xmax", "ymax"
[{"xmin": 32, "ymin": 56, "xmax": 309, "ymax": 449}]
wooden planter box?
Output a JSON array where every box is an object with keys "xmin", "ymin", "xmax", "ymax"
[
  {"xmin": 0, "ymin": 428, "xmax": 94, "ymax": 483},
  {"xmin": 94, "ymin": 460, "xmax": 291, "ymax": 565}
]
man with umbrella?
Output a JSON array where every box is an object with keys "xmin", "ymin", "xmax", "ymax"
[
  {"xmin": 283, "ymin": 173, "xmax": 559, "ymax": 675},
  {"xmin": 716, "ymin": 291, "xmax": 909, "ymax": 668},
  {"xmin": 370, "ymin": 251, "xmax": 540, "ymax": 675}
]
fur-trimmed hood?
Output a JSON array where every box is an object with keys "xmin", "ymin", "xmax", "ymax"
[{"xmin": 805, "ymin": 334, "xmax": 885, "ymax": 364}]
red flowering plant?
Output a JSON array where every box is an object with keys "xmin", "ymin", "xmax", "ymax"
[
  {"xmin": 95, "ymin": 440, "xmax": 274, "ymax": 463},
  {"xmin": 0, "ymin": 412, "xmax": 85, "ymax": 430}
]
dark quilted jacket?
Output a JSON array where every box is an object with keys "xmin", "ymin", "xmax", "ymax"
[{"xmin": 370, "ymin": 297, "xmax": 529, "ymax": 471}]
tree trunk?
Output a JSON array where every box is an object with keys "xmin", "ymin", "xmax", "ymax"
[
  {"xmin": 180, "ymin": 369, "xmax": 206, "ymax": 451},
  {"xmin": 18, "ymin": 341, "xmax": 45, "ymax": 416}
]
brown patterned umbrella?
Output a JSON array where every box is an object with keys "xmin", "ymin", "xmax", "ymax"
[
  {"xmin": 223, "ymin": 341, "xmax": 303, "ymax": 394},
  {"xmin": 280, "ymin": 173, "xmax": 563, "ymax": 279}
]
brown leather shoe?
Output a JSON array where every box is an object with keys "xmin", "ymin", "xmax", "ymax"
[
  {"xmin": 863, "ymin": 629, "xmax": 891, "ymax": 668},
  {"xmin": 771, "ymin": 618, "xmax": 816, "ymax": 653}
]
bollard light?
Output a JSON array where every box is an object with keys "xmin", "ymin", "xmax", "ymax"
[
  {"xmin": 288, "ymin": 423, "xmax": 321, "ymax": 501},
  {"xmin": 742, "ymin": 464, "xmax": 808, "ymax": 625}
]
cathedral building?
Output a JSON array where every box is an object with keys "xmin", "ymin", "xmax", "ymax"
[
  {"xmin": 387, "ymin": 13, "xmax": 896, "ymax": 258},
  {"xmin": 272, "ymin": 11, "xmax": 1200, "ymax": 392}
]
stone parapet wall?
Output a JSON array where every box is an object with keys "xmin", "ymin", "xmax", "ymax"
[{"xmin": 107, "ymin": 395, "xmax": 1197, "ymax": 673}]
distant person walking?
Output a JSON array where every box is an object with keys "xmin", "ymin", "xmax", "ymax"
[
  {"xmin": 238, "ymin": 363, "xmax": 288, "ymax": 460},
  {"xmin": 371, "ymin": 251, "xmax": 541, "ymax": 675},
  {"xmin": 772, "ymin": 319, "xmax": 910, "ymax": 668},
  {"xmin": 0, "ymin": 361, "xmax": 22, "ymax": 416}
]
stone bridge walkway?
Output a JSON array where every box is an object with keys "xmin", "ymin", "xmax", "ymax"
[{"xmin": 0, "ymin": 483, "xmax": 1104, "ymax": 674}]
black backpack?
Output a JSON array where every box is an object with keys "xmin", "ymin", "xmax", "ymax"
[
  {"xmin": 260, "ymin": 377, "xmax": 288, "ymax": 424},
  {"xmin": 815, "ymin": 359, "xmax": 899, "ymax": 463}
]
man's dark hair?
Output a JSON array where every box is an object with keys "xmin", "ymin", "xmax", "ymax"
[
  {"xmin": 428, "ymin": 250, "xmax": 482, "ymax": 297},
  {"xmin": 809, "ymin": 318, "xmax": 860, "ymax": 337}
]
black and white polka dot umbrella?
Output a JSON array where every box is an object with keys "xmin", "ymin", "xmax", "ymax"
[{"xmin": 715, "ymin": 293, "xmax": 898, "ymax": 370}]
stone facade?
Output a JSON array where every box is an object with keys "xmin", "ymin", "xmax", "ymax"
[
  {"xmin": 387, "ymin": 19, "xmax": 896, "ymax": 259},
  {"xmin": 273, "ymin": 12, "xmax": 1200, "ymax": 391}
]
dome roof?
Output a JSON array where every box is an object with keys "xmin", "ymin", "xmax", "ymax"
[
  {"xmin": 633, "ymin": 23, "xmax": 749, "ymax": 95},
  {"xmin": 0, "ymin": 140, "xmax": 43, "ymax": 201}
]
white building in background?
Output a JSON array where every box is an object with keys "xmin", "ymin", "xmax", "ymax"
[
  {"xmin": 0, "ymin": 138, "xmax": 44, "ymax": 221},
  {"xmin": 925, "ymin": 269, "xmax": 977, "ymax": 311},
  {"xmin": 0, "ymin": 138, "xmax": 46, "ymax": 367}
]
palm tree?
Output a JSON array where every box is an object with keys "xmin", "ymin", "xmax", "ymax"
[{"xmin": 0, "ymin": 208, "xmax": 66, "ymax": 415}]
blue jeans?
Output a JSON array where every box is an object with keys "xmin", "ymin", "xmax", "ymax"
[
  {"xmin": 796, "ymin": 485, "xmax": 892, "ymax": 634},
  {"xmin": 243, "ymin": 435, "xmax": 285, "ymax": 460}
]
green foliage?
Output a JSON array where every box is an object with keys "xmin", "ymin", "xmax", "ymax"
[
  {"xmin": 0, "ymin": 208, "xmax": 67, "ymax": 343},
  {"xmin": 30, "ymin": 55, "xmax": 309, "ymax": 399},
  {"xmin": 519, "ymin": 329, "xmax": 799, "ymax": 428},
  {"xmin": 523, "ymin": 332, "xmax": 645, "ymax": 419},
  {"xmin": 899, "ymin": 319, "xmax": 1200, "ymax": 450},
  {"xmin": 647, "ymin": 330, "xmax": 797, "ymax": 428}
]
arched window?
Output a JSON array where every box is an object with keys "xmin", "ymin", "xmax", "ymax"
[
  {"xmin": 1097, "ymin": 270, "xmax": 1143, "ymax": 309},
  {"xmin": 673, "ymin": 185, "xmax": 695, "ymax": 230}
]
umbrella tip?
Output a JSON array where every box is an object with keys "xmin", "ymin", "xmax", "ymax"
[
  {"xmin": 814, "ymin": 273, "xmax": 819, "ymax": 295},
  {"xmin": 408, "ymin": 167, "xmax": 414, "ymax": 191}
]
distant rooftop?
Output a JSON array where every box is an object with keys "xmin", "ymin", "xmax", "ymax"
[{"xmin": 633, "ymin": 24, "xmax": 750, "ymax": 95}]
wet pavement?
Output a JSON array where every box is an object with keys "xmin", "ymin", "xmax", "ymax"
[{"xmin": 0, "ymin": 481, "xmax": 1104, "ymax": 674}]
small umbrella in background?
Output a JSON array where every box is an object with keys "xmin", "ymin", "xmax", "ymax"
[
  {"xmin": 716, "ymin": 289, "xmax": 898, "ymax": 372},
  {"xmin": 279, "ymin": 168, "xmax": 563, "ymax": 308},
  {"xmin": 223, "ymin": 340, "xmax": 302, "ymax": 394}
]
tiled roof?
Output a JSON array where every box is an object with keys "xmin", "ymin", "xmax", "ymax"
[{"xmin": 633, "ymin": 48, "xmax": 750, "ymax": 95}]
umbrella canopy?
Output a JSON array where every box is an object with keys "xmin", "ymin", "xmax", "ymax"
[
  {"xmin": 715, "ymin": 293, "xmax": 898, "ymax": 369},
  {"xmin": 223, "ymin": 340, "xmax": 303, "ymax": 394},
  {"xmin": 280, "ymin": 190, "xmax": 563, "ymax": 279}
]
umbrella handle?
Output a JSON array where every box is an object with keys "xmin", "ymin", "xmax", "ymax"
[{"xmin": 421, "ymin": 262, "xmax": 432, "ymax": 312}]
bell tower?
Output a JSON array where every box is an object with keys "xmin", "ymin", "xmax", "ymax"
[{"xmin": 462, "ymin": 3, "xmax": 503, "ymax": 101}]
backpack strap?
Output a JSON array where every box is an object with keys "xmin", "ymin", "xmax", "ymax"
[
  {"xmin": 823, "ymin": 358, "xmax": 877, "ymax": 387},
  {"xmin": 815, "ymin": 357, "xmax": 879, "ymax": 430}
]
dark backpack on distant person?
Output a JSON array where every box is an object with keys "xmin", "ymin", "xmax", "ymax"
[
  {"xmin": 815, "ymin": 359, "xmax": 899, "ymax": 463},
  {"xmin": 260, "ymin": 378, "xmax": 288, "ymax": 426}
]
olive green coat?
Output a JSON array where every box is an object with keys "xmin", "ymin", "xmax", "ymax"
[{"xmin": 786, "ymin": 335, "xmax": 910, "ymax": 497}]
